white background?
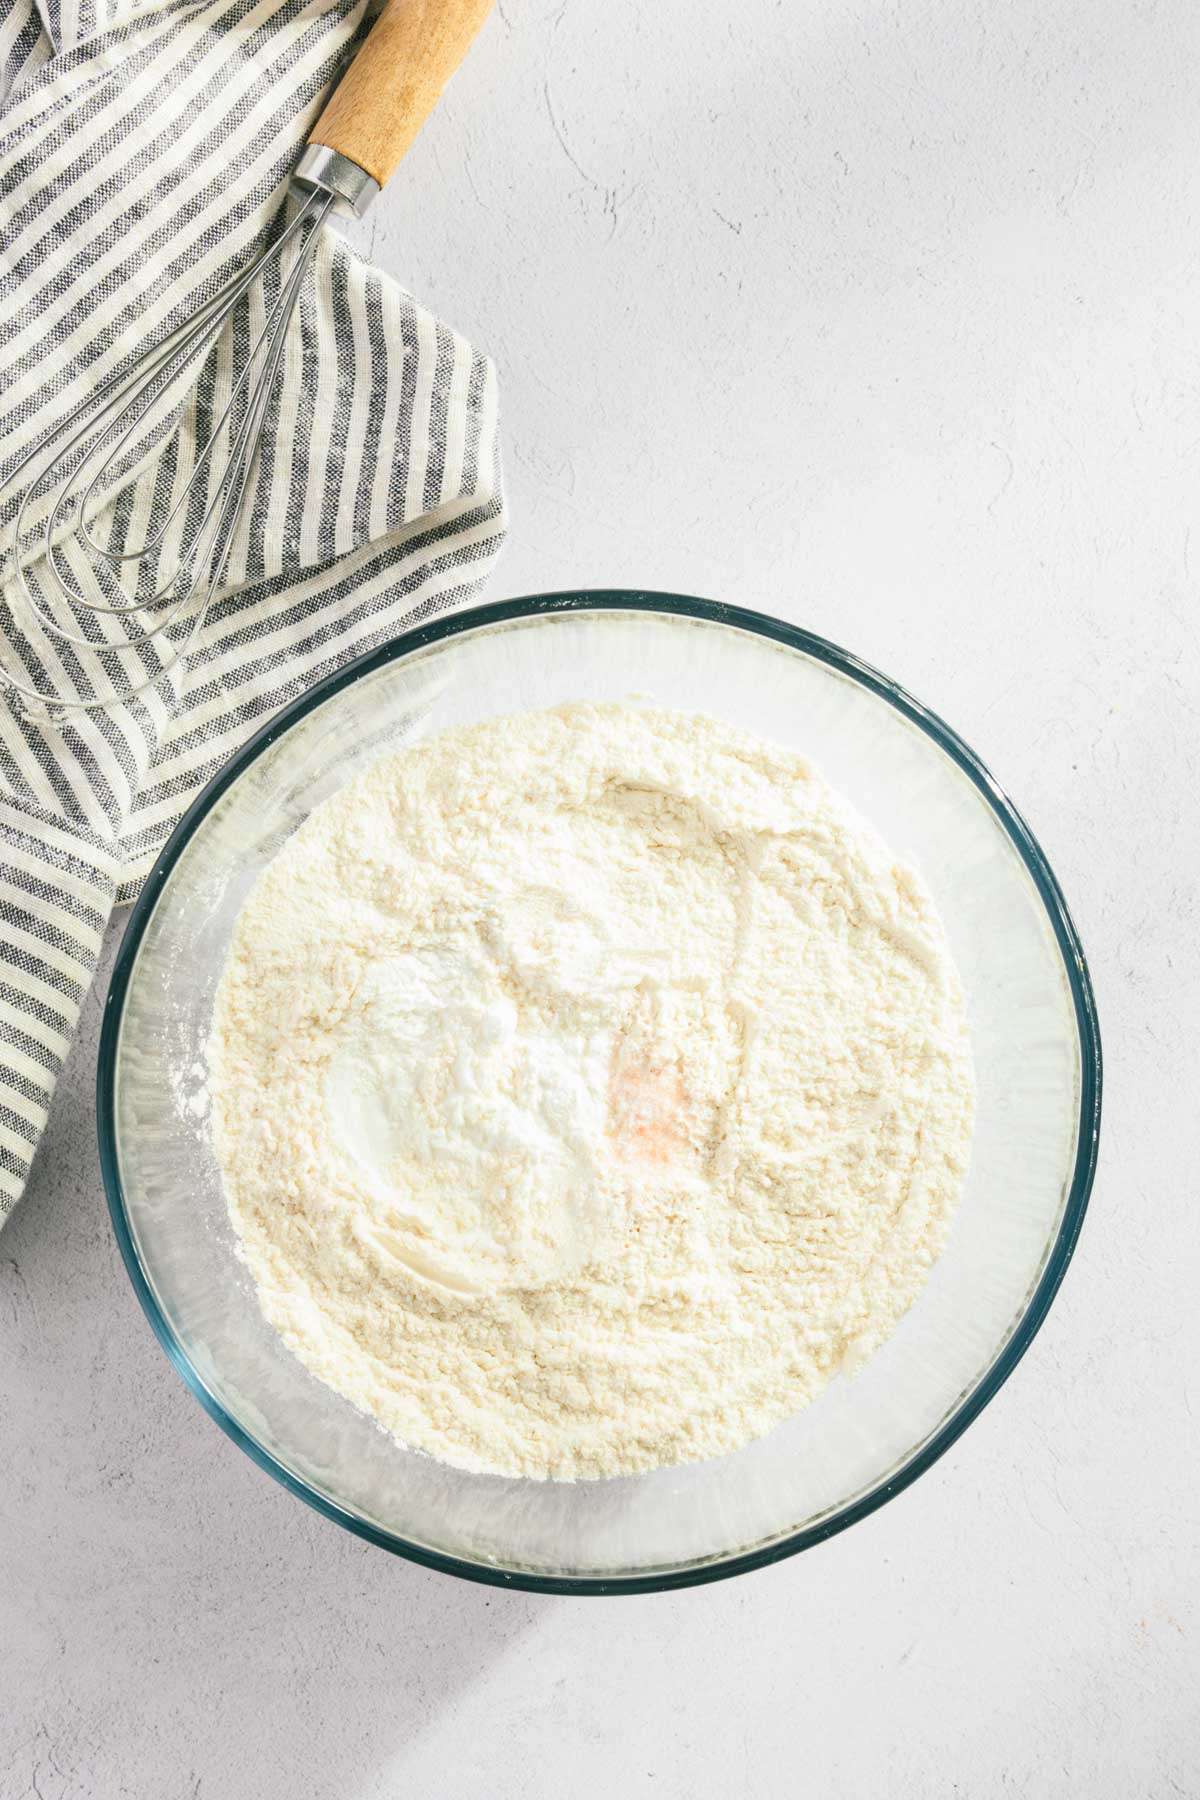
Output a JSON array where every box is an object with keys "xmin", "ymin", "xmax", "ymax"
[{"xmin": 4, "ymin": 0, "xmax": 1199, "ymax": 1793}]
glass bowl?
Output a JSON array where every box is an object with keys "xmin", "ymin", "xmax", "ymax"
[{"xmin": 98, "ymin": 593, "xmax": 1101, "ymax": 1593}]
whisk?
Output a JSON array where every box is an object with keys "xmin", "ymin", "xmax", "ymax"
[{"xmin": 0, "ymin": 0, "xmax": 493, "ymax": 718}]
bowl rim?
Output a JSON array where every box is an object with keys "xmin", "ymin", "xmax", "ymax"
[{"xmin": 97, "ymin": 589, "xmax": 1102, "ymax": 1596}]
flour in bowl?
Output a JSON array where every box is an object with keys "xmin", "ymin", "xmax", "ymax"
[{"xmin": 208, "ymin": 704, "xmax": 974, "ymax": 1479}]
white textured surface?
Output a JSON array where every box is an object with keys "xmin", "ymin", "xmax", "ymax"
[{"xmin": 2, "ymin": 0, "xmax": 1198, "ymax": 1792}]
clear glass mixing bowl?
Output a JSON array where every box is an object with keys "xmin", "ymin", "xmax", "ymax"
[{"xmin": 98, "ymin": 594, "xmax": 1100, "ymax": 1593}]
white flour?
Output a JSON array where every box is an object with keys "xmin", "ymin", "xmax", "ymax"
[{"xmin": 209, "ymin": 704, "xmax": 975, "ymax": 1480}]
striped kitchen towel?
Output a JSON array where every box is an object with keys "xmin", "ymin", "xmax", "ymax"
[{"xmin": 0, "ymin": 0, "xmax": 506, "ymax": 1220}]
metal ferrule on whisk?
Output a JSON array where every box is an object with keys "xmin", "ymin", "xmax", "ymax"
[{"xmin": 293, "ymin": 146, "xmax": 381, "ymax": 220}]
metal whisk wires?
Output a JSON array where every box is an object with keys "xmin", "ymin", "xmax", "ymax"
[{"xmin": 0, "ymin": 188, "xmax": 335, "ymax": 718}]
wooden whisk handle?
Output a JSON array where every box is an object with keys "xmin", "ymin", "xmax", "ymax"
[{"xmin": 309, "ymin": 0, "xmax": 493, "ymax": 193}]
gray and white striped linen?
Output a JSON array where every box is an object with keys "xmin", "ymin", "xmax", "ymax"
[{"xmin": 0, "ymin": 0, "xmax": 506, "ymax": 1220}]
